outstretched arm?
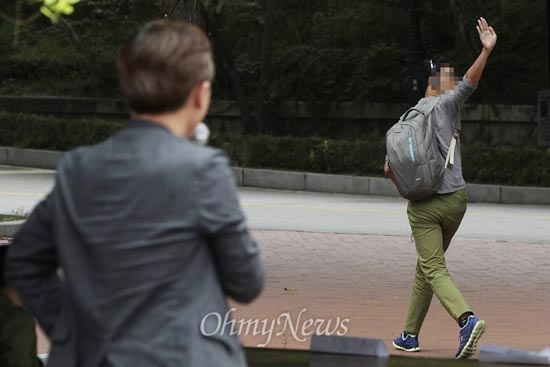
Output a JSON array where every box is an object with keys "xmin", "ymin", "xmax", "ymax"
[{"xmin": 464, "ymin": 17, "xmax": 497, "ymax": 85}]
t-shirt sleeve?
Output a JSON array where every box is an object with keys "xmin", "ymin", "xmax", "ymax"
[{"xmin": 439, "ymin": 75, "xmax": 477, "ymax": 111}]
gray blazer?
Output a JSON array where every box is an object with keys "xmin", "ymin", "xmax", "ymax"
[{"xmin": 6, "ymin": 120, "xmax": 265, "ymax": 367}]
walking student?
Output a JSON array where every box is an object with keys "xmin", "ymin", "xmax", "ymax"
[
  {"xmin": 5, "ymin": 20, "xmax": 264, "ymax": 367},
  {"xmin": 385, "ymin": 17, "xmax": 497, "ymax": 359}
]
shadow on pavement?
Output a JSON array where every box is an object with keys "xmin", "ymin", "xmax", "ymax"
[{"xmin": 245, "ymin": 348, "xmax": 482, "ymax": 367}]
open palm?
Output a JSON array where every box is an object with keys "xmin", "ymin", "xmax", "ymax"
[{"xmin": 477, "ymin": 17, "xmax": 497, "ymax": 51}]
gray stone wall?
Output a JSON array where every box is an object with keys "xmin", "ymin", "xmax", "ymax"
[{"xmin": 0, "ymin": 96, "xmax": 538, "ymax": 146}]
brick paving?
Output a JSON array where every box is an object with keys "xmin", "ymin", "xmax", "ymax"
[
  {"xmin": 34, "ymin": 230, "xmax": 550, "ymax": 360},
  {"xmin": 232, "ymin": 230, "xmax": 550, "ymax": 359}
]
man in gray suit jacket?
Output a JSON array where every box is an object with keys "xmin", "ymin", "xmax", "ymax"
[{"xmin": 5, "ymin": 20, "xmax": 264, "ymax": 367}]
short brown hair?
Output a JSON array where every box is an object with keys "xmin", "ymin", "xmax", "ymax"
[{"xmin": 116, "ymin": 20, "xmax": 214, "ymax": 114}]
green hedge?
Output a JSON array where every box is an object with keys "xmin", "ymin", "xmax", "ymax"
[
  {"xmin": 212, "ymin": 134, "xmax": 385, "ymax": 176},
  {"xmin": 463, "ymin": 145, "xmax": 550, "ymax": 187},
  {"xmin": 1, "ymin": 111, "xmax": 549, "ymax": 187},
  {"xmin": 214, "ymin": 134, "xmax": 550, "ymax": 187},
  {"xmin": 0, "ymin": 111, "xmax": 124, "ymax": 150}
]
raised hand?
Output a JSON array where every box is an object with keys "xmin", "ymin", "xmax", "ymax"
[{"xmin": 476, "ymin": 17, "xmax": 497, "ymax": 52}]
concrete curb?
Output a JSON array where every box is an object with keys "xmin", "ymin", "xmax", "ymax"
[
  {"xmin": 234, "ymin": 168, "xmax": 400, "ymax": 198},
  {"xmin": 0, "ymin": 147, "xmax": 63, "ymax": 169},
  {"xmin": 1, "ymin": 147, "xmax": 549, "ymax": 206},
  {"xmin": 0, "ymin": 220, "xmax": 25, "ymax": 237}
]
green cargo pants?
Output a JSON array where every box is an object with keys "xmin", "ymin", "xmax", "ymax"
[{"xmin": 404, "ymin": 189, "xmax": 472, "ymax": 335}]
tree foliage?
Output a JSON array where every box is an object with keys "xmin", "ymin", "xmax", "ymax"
[
  {"xmin": 39, "ymin": 0, "xmax": 81, "ymax": 23},
  {"xmin": 0, "ymin": 0, "xmax": 547, "ymax": 105}
]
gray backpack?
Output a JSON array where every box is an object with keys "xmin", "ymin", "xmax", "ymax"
[{"xmin": 385, "ymin": 97, "xmax": 460, "ymax": 201}]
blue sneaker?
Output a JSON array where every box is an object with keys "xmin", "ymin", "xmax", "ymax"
[
  {"xmin": 455, "ymin": 315, "xmax": 486, "ymax": 359},
  {"xmin": 393, "ymin": 332, "xmax": 420, "ymax": 352}
]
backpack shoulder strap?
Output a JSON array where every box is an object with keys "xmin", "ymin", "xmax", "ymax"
[
  {"xmin": 418, "ymin": 96, "xmax": 440, "ymax": 115},
  {"xmin": 400, "ymin": 97, "xmax": 440, "ymax": 121},
  {"xmin": 445, "ymin": 109, "xmax": 462, "ymax": 169}
]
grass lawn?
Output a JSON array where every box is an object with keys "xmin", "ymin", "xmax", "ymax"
[{"xmin": 0, "ymin": 214, "xmax": 24, "ymax": 222}]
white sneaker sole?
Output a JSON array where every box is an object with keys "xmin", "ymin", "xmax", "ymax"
[
  {"xmin": 456, "ymin": 320, "xmax": 486, "ymax": 359},
  {"xmin": 392, "ymin": 341, "xmax": 420, "ymax": 352}
]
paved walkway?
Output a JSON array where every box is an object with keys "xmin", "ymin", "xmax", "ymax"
[
  {"xmin": 32, "ymin": 230, "xmax": 550, "ymax": 360},
  {"xmin": 233, "ymin": 230, "xmax": 550, "ymax": 359}
]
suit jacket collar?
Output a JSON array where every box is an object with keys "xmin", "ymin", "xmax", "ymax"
[{"xmin": 127, "ymin": 118, "xmax": 172, "ymax": 133}]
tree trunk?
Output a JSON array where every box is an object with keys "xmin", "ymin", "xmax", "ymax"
[
  {"xmin": 164, "ymin": 0, "xmax": 201, "ymax": 25},
  {"xmin": 547, "ymin": 0, "xmax": 550, "ymax": 87},
  {"xmin": 406, "ymin": 0, "xmax": 425, "ymax": 105},
  {"xmin": 448, "ymin": 0, "xmax": 476, "ymax": 61},
  {"xmin": 55, "ymin": 15, "xmax": 95, "ymax": 64},
  {"xmin": 256, "ymin": 0, "xmax": 276, "ymax": 134},
  {"xmin": 54, "ymin": 15, "xmax": 102, "ymax": 91},
  {"xmin": 13, "ymin": 0, "xmax": 23, "ymax": 46},
  {"xmin": 200, "ymin": 3, "xmax": 251, "ymax": 132}
]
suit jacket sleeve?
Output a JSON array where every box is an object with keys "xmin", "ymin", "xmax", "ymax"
[
  {"xmin": 5, "ymin": 191, "xmax": 62, "ymax": 337},
  {"xmin": 196, "ymin": 151, "xmax": 264, "ymax": 303}
]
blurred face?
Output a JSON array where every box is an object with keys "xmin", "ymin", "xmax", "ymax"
[{"xmin": 430, "ymin": 65, "xmax": 460, "ymax": 95}]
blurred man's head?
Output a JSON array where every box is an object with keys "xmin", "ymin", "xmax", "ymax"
[
  {"xmin": 422, "ymin": 56, "xmax": 460, "ymax": 97},
  {"xmin": 116, "ymin": 20, "xmax": 214, "ymax": 137}
]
